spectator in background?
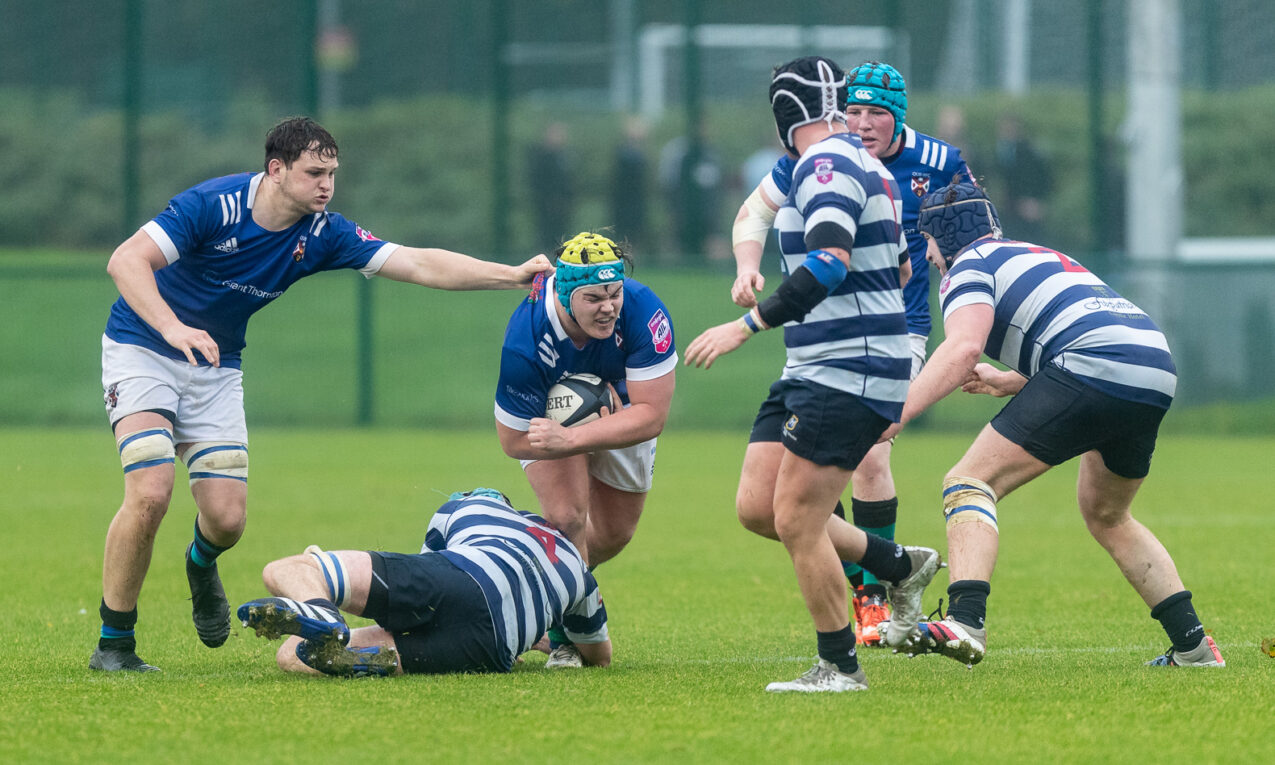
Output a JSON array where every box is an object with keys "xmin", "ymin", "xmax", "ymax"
[
  {"xmin": 990, "ymin": 113, "xmax": 1053, "ymax": 244},
  {"xmin": 658, "ymin": 121, "xmax": 727, "ymax": 261},
  {"xmin": 610, "ymin": 116, "xmax": 650, "ymax": 252},
  {"xmin": 528, "ymin": 122, "xmax": 574, "ymax": 254}
]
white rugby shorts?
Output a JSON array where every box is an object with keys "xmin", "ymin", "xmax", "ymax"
[
  {"xmin": 101, "ymin": 335, "xmax": 247, "ymax": 444},
  {"xmin": 909, "ymin": 333, "xmax": 929, "ymax": 380},
  {"xmin": 520, "ymin": 436, "xmax": 658, "ymax": 494}
]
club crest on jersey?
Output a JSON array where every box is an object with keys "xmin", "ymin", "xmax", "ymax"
[
  {"xmin": 911, "ymin": 172, "xmax": 931, "ymax": 198},
  {"xmin": 355, "ymin": 225, "xmax": 381, "ymax": 242},
  {"xmin": 292, "ymin": 235, "xmax": 307, "ymax": 262},
  {"xmin": 815, "ymin": 158, "xmax": 834, "ymax": 184},
  {"xmin": 647, "ymin": 309, "xmax": 672, "ymax": 354},
  {"xmin": 527, "ymin": 271, "xmax": 546, "ymax": 303},
  {"xmin": 939, "ymin": 274, "xmax": 952, "ymax": 295},
  {"xmin": 104, "ymin": 383, "xmax": 119, "ymax": 410}
]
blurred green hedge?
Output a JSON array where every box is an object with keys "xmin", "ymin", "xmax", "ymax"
[{"xmin": 5, "ymin": 85, "xmax": 1275, "ymax": 257}]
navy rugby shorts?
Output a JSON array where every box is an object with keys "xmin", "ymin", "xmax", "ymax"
[
  {"xmin": 748, "ymin": 377, "xmax": 891, "ymax": 471},
  {"xmin": 991, "ymin": 364, "xmax": 1168, "ymax": 479},
  {"xmin": 365, "ymin": 552, "xmax": 506, "ymax": 674}
]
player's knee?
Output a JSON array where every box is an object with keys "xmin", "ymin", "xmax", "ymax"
[
  {"xmin": 736, "ymin": 502, "xmax": 777, "ymax": 539},
  {"xmin": 185, "ymin": 442, "xmax": 248, "ymax": 486},
  {"xmin": 261, "ymin": 557, "xmax": 294, "ymax": 595},
  {"xmin": 942, "ymin": 476, "xmax": 999, "ymax": 534}
]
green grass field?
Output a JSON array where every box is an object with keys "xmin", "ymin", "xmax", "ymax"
[{"xmin": 3, "ymin": 427, "xmax": 1272, "ymax": 763}]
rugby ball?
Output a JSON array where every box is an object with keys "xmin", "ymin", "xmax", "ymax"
[{"xmin": 545, "ymin": 373, "xmax": 615, "ymax": 427}]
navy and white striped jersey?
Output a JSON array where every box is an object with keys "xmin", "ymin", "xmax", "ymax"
[
  {"xmin": 422, "ymin": 493, "xmax": 609, "ymax": 668},
  {"xmin": 772, "ymin": 132, "xmax": 910, "ymax": 421},
  {"xmin": 105, "ymin": 172, "xmax": 399, "ymax": 369},
  {"xmin": 764, "ymin": 126, "xmax": 972, "ymax": 337},
  {"xmin": 939, "ymin": 240, "xmax": 1176, "ymax": 408}
]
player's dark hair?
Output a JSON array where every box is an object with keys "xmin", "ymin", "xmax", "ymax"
[{"xmin": 264, "ymin": 116, "xmax": 339, "ymax": 170}]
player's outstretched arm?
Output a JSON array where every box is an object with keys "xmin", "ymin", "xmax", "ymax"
[
  {"xmin": 880, "ymin": 303, "xmax": 994, "ymax": 444},
  {"xmin": 377, "ymin": 247, "xmax": 553, "ymax": 290},
  {"xmin": 107, "ymin": 229, "xmax": 220, "ymax": 367}
]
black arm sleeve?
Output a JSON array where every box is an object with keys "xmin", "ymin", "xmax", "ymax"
[{"xmin": 756, "ymin": 266, "xmax": 828, "ymax": 328}]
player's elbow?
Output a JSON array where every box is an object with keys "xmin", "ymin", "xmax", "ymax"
[{"xmin": 950, "ymin": 338, "xmax": 985, "ymax": 370}]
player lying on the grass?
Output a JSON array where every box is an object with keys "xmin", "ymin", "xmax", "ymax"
[
  {"xmin": 878, "ymin": 181, "xmax": 1224, "ymax": 669},
  {"xmin": 494, "ymin": 231, "xmax": 676, "ymax": 669},
  {"xmin": 92, "ymin": 116, "xmax": 553, "ymax": 673},
  {"xmin": 684, "ymin": 56, "xmax": 940, "ymax": 693},
  {"xmin": 238, "ymin": 488, "xmax": 610, "ymax": 676}
]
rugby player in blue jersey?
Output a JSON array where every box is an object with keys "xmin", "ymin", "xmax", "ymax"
[
  {"xmin": 880, "ymin": 181, "xmax": 1224, "ymax": 669},
  {"xmin": 730, "ymin": 62, "xmax": 973, "ymax": 645},
  {"xmin": 494, "ymin": 231, "xmax": 676, "ymax": 668},
  {"xmin": 91, "ymin": 117, "xmax": 554, "ymax": 673},
  {"xmin": 237, "ymin": 488, "xmax": 610, "ymax": 676},
  {"xmin": 686, "ymin": 57, "xmax": 941, "ymax": 693}
]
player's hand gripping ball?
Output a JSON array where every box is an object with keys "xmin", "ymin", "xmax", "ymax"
[{"xmin": 545, "ymin": 373, "xmax": 615, "ymax": 427}]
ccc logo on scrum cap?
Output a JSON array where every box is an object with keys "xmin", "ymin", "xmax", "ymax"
[
  {"xmin": 597, "ymin": 268, "xmax": 617, "ymax": 280},
  {"xmin": 854, "ymin": 89, "xmax": 874, "ymax": 100}
]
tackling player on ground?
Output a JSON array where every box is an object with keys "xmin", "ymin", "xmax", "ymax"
[
  {"xmin": 494, "ymin": 231, "xmax": 676, "ymax": 668},
  {"xmin": 92, "ymin": 116, "xmax": 553, "ymax": 673},
  {"xmin": 238, "ymin": 488, "xmax": 610, "ymax": 676},
  {"xmin": 686, "ymin": 57, "xmax": 940, "ymax": 693},
  {"xmin": 730, "ymin": 62, "xmax": 973, "ymax": 645},
  {"xmin": 882, "ymin": 181, "xmax": 1224, "ymax": 669}
]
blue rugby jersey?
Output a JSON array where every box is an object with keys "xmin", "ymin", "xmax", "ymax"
[
  {"xmin": 422, "ymin": 494, "xmax": 609, "ymax": 670},
  {"xmin": 105, "ymin": 172, "xmax": 398, "ymax": 368},
  {"xmin": 763, "ymin": 125, "xmax": 972, "ymax": 337},
  {"xmin": 938, "ymin": 240, "xmax": 1176, "ymax": 408},
  {"xmin": 771, "ymin": 132, "xmax": 910, "ymax": 421},
  {"xmin": 494, "ymin": 276, "xmax": 677, "ymax": 430}
]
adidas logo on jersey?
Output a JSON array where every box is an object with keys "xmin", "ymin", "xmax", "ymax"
[{"xmin": 213, "ymin": 238, "xmax": 240, "ymax": 254}]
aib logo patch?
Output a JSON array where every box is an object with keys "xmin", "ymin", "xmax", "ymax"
[
  {"xmin": 782, "ymin": 414, "xmax": 798, "ymax": 440},
  {"xmin": 939, "ymin": 274, "xmax": 952, "ymax": 295},
  {"xmin": 292, "ymin": 235, "xmax": 307, "ymax": 262},
  {"xmin": 648, "ymin": 309, "xmax": 672, "ymax": 354},
  {"xmin": 815, "ymin": 158, "xmax": 834, "ymax": 184},
  {"xmin": 911, "ymin": 172, "xmax": 931, "ymax": 198}
]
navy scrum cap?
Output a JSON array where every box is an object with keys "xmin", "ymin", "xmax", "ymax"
[
  {"xmin": 770, "ymin": 56, "xmax": 847, "ymax": 156},
  {"xmin": 918, "ymin": 182, "xmax": 1002, "ymax": 266}
]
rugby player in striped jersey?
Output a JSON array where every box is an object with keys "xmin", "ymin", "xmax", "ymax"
[{"xmin": 881, "ymin": 181, "xmax": 1224, "ymax": 669}]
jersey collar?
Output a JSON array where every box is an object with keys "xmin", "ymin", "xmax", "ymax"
[
  {"xmin": 246, "ymin": 172, "xmax": 265, "ymax": 209},
  {"xmin": 543, "ymin": 275, "xmax": 570, "ymax": 341}
]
